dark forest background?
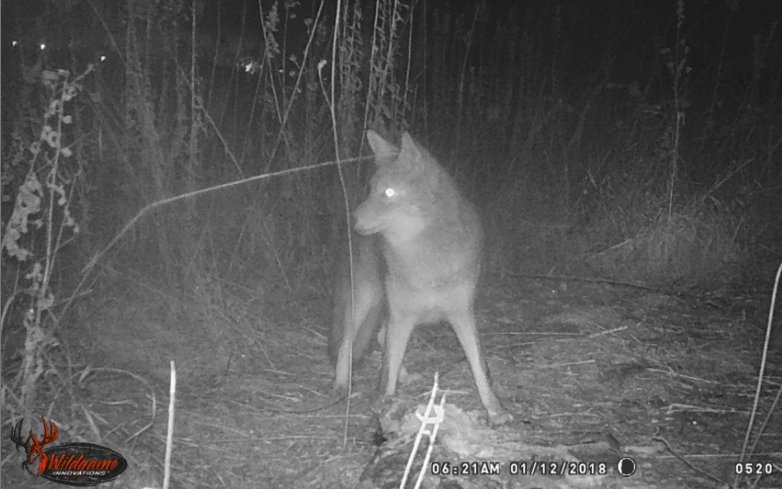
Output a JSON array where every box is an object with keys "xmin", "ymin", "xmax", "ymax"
[{"xmin": 1, "ymin": 0, "xmax": 780, "ymax": 486}]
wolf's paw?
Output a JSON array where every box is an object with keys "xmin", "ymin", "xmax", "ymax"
[
  {"xmin": 398, "ymin": 366, "xmax": 422, "ymax": 386},
  {"xmin": 332, "ymin": 379, "xmax": 349, "ymax": 393},
  {"xmin": 487, "ymin": 409, "xmax": 514, "ymax": 427}
]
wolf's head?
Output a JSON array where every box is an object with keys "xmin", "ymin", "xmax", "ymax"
[{"xmin": 354, "ymin": 131, "xmax": 444, "ymax": 243}]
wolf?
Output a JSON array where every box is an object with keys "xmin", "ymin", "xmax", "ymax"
[{"xmin": 329, "ymin": 130, "xmax": 512, "ymax": 426}]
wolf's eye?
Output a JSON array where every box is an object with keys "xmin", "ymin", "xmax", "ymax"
[{"xmin": 384, "ymin": 187, "xmax": 396, "ymax": 198}]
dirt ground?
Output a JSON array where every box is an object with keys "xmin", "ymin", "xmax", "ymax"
[{"xmin": 3, "ymin": 275, "xmax": 780, "ymax": 488}]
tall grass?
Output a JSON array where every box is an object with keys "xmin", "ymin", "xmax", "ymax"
[{"xmin": 1, "ymin": 0, "xmax": 779, "ymax": 466}]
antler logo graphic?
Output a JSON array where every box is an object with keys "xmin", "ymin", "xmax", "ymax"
[{"xmin": 10, "ymin": 416, "xmax": 59, "ymax": 475}]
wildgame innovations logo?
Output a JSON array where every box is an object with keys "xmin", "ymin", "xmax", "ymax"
[{"xmin": 10, "ymin": 417, "xmax": 128, "ymax": 486}]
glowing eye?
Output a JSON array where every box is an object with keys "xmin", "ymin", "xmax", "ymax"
[
  {"xmin": 384, "ymin": 187, "xmax": 396, "ymax": 198},
  {"xmin": 39, "ymin": 43, "xmax": 46, "ymax": 51},
  {"xmin": 99, "ymin": 55, "xmax": 107, "ymax": 62},
  {"xmin": 11, "ymin": 40, "xmax": 18, "ymax": 47}
]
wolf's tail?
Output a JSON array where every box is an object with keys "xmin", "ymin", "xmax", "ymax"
[{"xmin": 328, "ymin": 234, "xmax": 385, "ymax": 365}]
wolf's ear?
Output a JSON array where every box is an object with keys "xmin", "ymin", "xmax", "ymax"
[
  {"xmin": 366, "ymin": 130, "xmax": 398, "ymax": 162},
  {"xmin": 399, "ymin": 132, "xmax": 424, "ymax": 169}
]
